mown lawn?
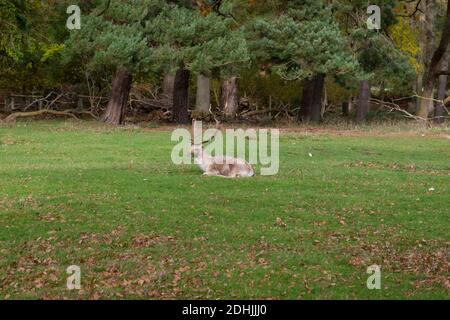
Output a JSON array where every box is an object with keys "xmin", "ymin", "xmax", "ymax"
[{"xmin": 0, "ymin": 120, "xmax": 448, "ymax": 299}]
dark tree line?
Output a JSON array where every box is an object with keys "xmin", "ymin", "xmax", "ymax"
[{"xmin": 0, "ymin": 0, "xmax": 449, "ymax": 125}]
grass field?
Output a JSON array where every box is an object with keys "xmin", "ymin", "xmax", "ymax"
[{"xmin": 0, "ymin": 120, "xmax": 448, "ymax": 299}]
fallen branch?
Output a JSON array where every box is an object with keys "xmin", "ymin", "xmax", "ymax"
[
  {"xmin": 370, "ymin": 98, "xmax": 450, "ymax": 121},
  {"xmin": 3, "ymin": 109, "xmax": 81, "ymax": 122},
  {"xmin": 23, "ymin": 92, "xmax": 55, "ymax": 111},
  {"xmin": 72, "ymin": 110, "xmax": 100, "ymax": 120},
  {"xmin": 129, "ymin": 98, "xmax": 170, "ymax": 110},
  {"xmin": 410, "ymin": 93, "xmax": 444, "ymax": 104},
  {"xmin": 370, "ymin": 98, "xmax": 427, "ymax": 121},
  {"xmin": 240, "ymin": 108, "xmax": 282, "ymax": 117}
]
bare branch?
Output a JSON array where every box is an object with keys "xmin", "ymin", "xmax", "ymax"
[
  {"xmin": 3, "ymin": 109, "xmax": 81, "ymax": 122},
  {"xmin": 370, "ymin": 96, "xmax": 450, "ymax": 121}
]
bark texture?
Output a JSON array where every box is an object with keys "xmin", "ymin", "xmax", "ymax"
[
  {"xmin": 162, "ymin": 74, "xmax": 175, "ymax": 102},
  {"xmin": 172, "ymin": 65, "xmax": 190, "ymax": 124},
  {"xmin": 417, "ymin": 0, "xmax": 450, "ymax": 119},
  {"xmin": 356, "ymin": 80, "xmax": 371, "ymax": 123},
  {"xmin": 298, "ymin": 73, "xmax": 325, "ymax": 122},
  {"xmin": 102, "ymin": 68, "xmax": 132, "ymax": 125},
  {"xmin": 434, "ymin": 49, "xmax": 450, "ymax": 123},
  {"xmin": 194, "ymin": 73, "xmax": 211, "ymax": 117},
  {"xmin": 221, "ymin": 76, "xmax": 238, "ymax": 118}
]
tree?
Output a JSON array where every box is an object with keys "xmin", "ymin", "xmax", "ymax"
[
  {"xmin": 146, "ymin": 5, "xmax": 249, "ymax": 121},
  {"xmin": 247, "ymin": 0, "xmax": 359, "ymax": 122},
  {"xmin": 189, "ymin": 14, "xmax": 248, "ymax": 119},
  {"xmin": 299, "ymin": 74, "xmax": 326, "ymax": 122},
  {"xmin": 0, "ymin": 0, "xmax": 30, "ymax": 62},
  {"xmin": 434, "ymin": 47, "xmax": 449, "ymax": 123},
  {"xmin": 332, "ymin": 0, "xmax": 415, "ymax": 122},
  {"xmin": 101, "ymin": 68, "xmax": 133, "ymax": 124},
  {"xmin": 196, "ymin": 73, "xmax": 211, "ymax": 116},
  {"xmin": 161, "ymin": 74, "xmax": 175, "ymax": 101},
  {"xmin": 221, "ymin": 76, "xmax": 239, "ymax": 118},
  {"xmin": 0, "ymin": 1, "xmax": 68, "ymax": 93},
  {"xmin": 194, "ymin": 1, "xmax": 251, "ymax": 119},
  {"xmin": 417, "ymin": 0, "xmax": 450, "ymax": 120},
  {"xmin": 356, "ymin": 80, "xmax": 371, "ymax": 122},
  {"xmin": 63, "ymin": 1, "xmax": 160, "ymax": 124},
  {"xmin": 173, "ymin": 64, "xmax": 191, "ymax": 124}
]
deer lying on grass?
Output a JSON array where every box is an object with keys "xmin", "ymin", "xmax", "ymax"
[{"xmin": 190, "ymin": 120, "xmax": 255, "ymax": 178}]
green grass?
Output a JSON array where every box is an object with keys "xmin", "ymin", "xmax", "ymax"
[{"xmin": 0, "ymin": 120, "xmax": 448, "ymax": 299}]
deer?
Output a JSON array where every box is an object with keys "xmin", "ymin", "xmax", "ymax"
[{"xmin": 190, "ymin": 119, "xmax": 255, "ymax": 178}]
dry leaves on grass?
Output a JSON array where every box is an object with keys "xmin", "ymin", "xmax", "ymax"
[
  {"xmin": 78, "ymin": 227, "xmax": 124, "ymax": 245},
  {"xmin": 343, "ymin": 161, "xmax": 445, "ymax": 175},
  {"xmin": 346, "ymin": 237, "xmax": 449, "ymax": 290},
  {"xmin": 131, "ymin": 235, "xmax": 176, "ymax": 248}
]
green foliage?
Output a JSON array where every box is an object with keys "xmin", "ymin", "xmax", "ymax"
[
  {"xmin": 63, "ymin": 1, "xmax": 249, "ymax": 85},
  {"xmin": 335, "ymin": 0, "xmax": 399, "ymax": 30},
  {"xmin": 334, "ymin": 0, "xmax": 416, "ymax": 90},
  {"xmin": 0, "ymin": 0, "xmax": 431, "ymax": 107},
  {"xmin": 62, "ymin": 1, "xmax": 159, "ymax": 78},
  {"xmin": 389, "ymin": 17, "xmax": 421, "ymax": 73},
  {"xmin": 238, "ymin": 67, "xmax": 301, "ymax": 106},
  {"xmin": 0, "ymin": 0, "xmax": 31, "ymax": 61},
  {"xmin": 358, "ymin": 33, "xmax": 416, "ymax": 88},
  {"xmin": 146, "ymin": 6, "xmax": 250, "ymax": 77},
  {"xmin": 0, "ymin": 1, "xmax": 69, "ymax": 91},
  {"xmin": 41, "ymin": 44, "xmax": 65, "ymax": 63},
  {"xmin": 246, "ymin": 0, "xmax": 360, "ymax": 81}
]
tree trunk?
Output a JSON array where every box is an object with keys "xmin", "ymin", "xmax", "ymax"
[
  {"xmin": 298, "ymin": 77, "xmax": 314, "ymax": 122},
  {"xmin": 1, "ymin": 95, "xmax": 6, "ymax": 113},
  {"xmin": 416, "ymin": 0, "xmax": 436, "ymax": 112},
  {"xmin": 417, "ymin": 0, "xmax": 450, "ymax": 119},
  {"xmin": 298, "ymin": 73, "xmax": 325, "ymax": 122},
  {"xmin": 379, "ymin": 81, "xmax": 385, "ymax": 110},
  {"xmin": 310, "ymin": 74, "xmax": 325, "ymax": 122},
  {"xmin": 342, "ymin": 101, "xmax": 349, "ymax": 117},
  {"xmin": 418, "ymin": 79, "xmax": 435, "ymax": 119},
  {"xmin": 415, "ymin": 74, "xmax": 423, "ymax": 111},
  {"xmin": 434, "ymin": 75, "xmax": 447, "ymax": 124},
  {"xmin": 102, "ymin": 68, "xmax": 132, "ymax": 125},
  {"xmin": 434, "ymin": 49, "xmax": 450, "ymax": 124},
  {"xmin": 356, "ymin": 80, "xmax": 371, "ymax": 123},
  {"xmin": 221, "ymin": 76, "xmax": 238, "ymax": 118},
  {"xmin": 321, "ymin": 83, "xmax": 328, "ymax": 119},
  {"xmin": 163, "ymin": 74, "xmax": 175, "ymax": 97},
  {"xmin": 172, "ymin": 65, "xmax": 190, "ymax": 124},
  {"xmin": 162, "ymin": 73, "xmax": 175, "ymax": 105},
  {"xmin": 194, "ymin": 73, "xmax": 211, "ymax": 117},
  {"xmin": 8, "ymin": 97, "xmax": 14, "ymax": 112}
]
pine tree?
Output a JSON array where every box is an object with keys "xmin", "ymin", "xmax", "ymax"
[
  {"xmin": 146, "ymin": 4, "xmax": 249, "ymax": 121},
  {"xmin": 246, "ymin": 0, "xmax": 359, "ymax": 122},
  {"xmin": 63, "ymin": 0, "xmax": 164, "ymax": 124},
  {"xmin": 333, "ymin": 0, "xmax": 416, "ymax": 122}
]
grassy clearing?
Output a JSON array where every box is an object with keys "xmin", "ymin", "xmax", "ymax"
[{"xmin": 0, "ymin": 120, "xmax": 448, "ymax": 299}]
